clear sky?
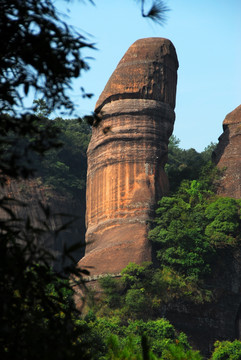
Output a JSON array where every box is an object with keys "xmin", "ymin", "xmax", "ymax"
[{"xmin": 57, "ymin": 0, "xmax": 241, "ymax": 152}]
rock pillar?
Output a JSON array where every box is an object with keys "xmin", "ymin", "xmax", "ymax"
[
  {"xmin": 213, "ymin": 104, "xmax": 241, "ymax": 199},
  {"xmin": 78, "ymin": 38, "xmax": 178, "ymax": 275}
]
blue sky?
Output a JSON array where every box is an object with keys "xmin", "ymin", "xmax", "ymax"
[{"xmin": 57, "ymin": 0, "xmax": 241, "ymax": 152}]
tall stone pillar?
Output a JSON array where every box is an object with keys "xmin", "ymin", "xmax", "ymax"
[{"xmin": 78, "ymin": 37, "xmax": 178, "ymax": 275}]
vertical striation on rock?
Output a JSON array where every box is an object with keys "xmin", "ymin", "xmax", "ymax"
[
  {"xmin": 213, "ymin": 104, "xmax": 241, "ymax": 199},
  {"xmin": 78, "ymin": 38, "xmax": 178, "ymax": 275}
]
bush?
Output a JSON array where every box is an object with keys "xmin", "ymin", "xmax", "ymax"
[{"xmin": 210, "ymin": 340, "xmax": 241, "ymax": 360}]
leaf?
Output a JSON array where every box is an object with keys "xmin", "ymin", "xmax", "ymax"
[
  {"xmin": 141, "ymin": 0, "xmax": 170, "ymax": 25},
  {"xmin": 24, "ymin": 82, "xmax": 29, "ymax": 95}
]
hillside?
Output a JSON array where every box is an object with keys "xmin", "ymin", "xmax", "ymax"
[
  {"xmin": 1, "ymin": 106, "xmax": 241, "ymax": 358},
  {"xmin": 0, "ymin": 116, "xmax": 90, "ymax": 270}
]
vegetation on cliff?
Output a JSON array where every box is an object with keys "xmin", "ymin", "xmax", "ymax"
[
  {"xmin": 35, "ymin": 117, "xmax": 91, "ymax": 198},
  {"xmin": 93, "ymin": 157, "xmax": 241, "ymax": 359},
  {"xmin": 0, "ymin": 0, "xmax": 92, "ymax": 358},
  {"xmin": 1, "ymin": 1, "xmax": 241, "ymax": 359},
  {"xmin": 2, "ymin": 114, "xmax": 241, "ymax": 359},
  {"xmin": 166, "ymin": 135, "xmax": 217, "ymax": 193},
  {"xmin": 97, "ymin": 187, "xmax": 241, "ymax": 314},
  {"xmin": 2, "ymin": 120, "xmax": 241, "ymax": 358},
  {"xmin": 97, "ymin": 149, "xmax": 241, "ymax": 310}
]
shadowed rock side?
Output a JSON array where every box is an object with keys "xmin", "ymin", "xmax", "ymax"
[
  {"xmin": 213, "ymin": 104, "xmax": 241, "ymax": 199},
  {"xmin": 0, "ymin": 178, "xmax": 86, "ymax": 271},
  {"xmin": 165, "ymin": 247, "xmax": 241, "ymax": 357},
  {"xmin": 78, "ymin": 38, "xmax": 178, "ymax": 276}
]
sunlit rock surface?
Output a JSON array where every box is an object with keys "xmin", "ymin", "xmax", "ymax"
[
  {"xmin": 213, "ymin": 104, "xmax": 241, "ymax": 199},
  {"xmin": 78, "ymin": 38, "xmax": 178, "ymax": 275}
]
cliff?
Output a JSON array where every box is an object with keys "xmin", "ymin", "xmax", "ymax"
[
  {"xmin": 213, "ymin": 104, "xmax": 241, "ymax": 198},
  {"xmin": 166, "ymin": 105, "xmax": 241, "ymax": 355},
  {"xmin": 0, "ymin": 177, "xmax": 86, "ymax": 271},
  {"xmin": 78, "ymin": 38, "xmax": 178, "ymax": 276},
  {"xmin": 165, "ymin": 246, "xmax": 241, "ymax": 356}
]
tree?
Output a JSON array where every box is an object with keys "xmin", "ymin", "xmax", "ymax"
[
  {"xmin": 140, "ymin": 0, "xmax": 170, "ymax": 25},
  {"xmin": 0, "ymin": 0, "xmax": 93, "ymax": 182},
  {"xmin": 205, "ymin": 197, "xmax": 241, "ymax": 247},
  {"xmin": 84, "ymin": 314, "xmax": 201, "ymax": 359},
  {"xmin": 0, "ymin": 0, "xmax": 94, "ymax": 115},
  {"xmin": 0, "ymin": 0, "xmax": 169, "ymax": 116},
  {"xmin": 35, "ymin": 116, "xmax": 91, "ymax": 197},
  {"xmin": 148, "ymin": 178, "xmax": 241, "ymax": 303},
  {"xmin": 0, "ymin": 1, "xmax": 95, "ymax": 358},
  {"xmin": 210, "ymin": 340, "xmax": 241, "ymax": 360},
  {"xmin": 33, "ymin": 99, "xmax": 52, "ymax": 119},
  {"xmin": 0, "ymin": 1, "xmax": 171, "ymax": 359},
  {"xmin": 166, "ymin": 135, "xmax": 217, "ymax": 193},
  {"xmin": 0, "ymin": 0, "xmax": 169, "ymax": 181}
]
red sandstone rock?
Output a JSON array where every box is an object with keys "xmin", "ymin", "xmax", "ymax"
[
  {"xmin": 95, "ymin": 37, "xmax": 178, "ymax": 111},
  {"xmin": 213, "ymin": 105, "xmax": 241, "ymax": 199},
  {"xmin": 78, "ymin": 38, "xmax": 178, "ymax": 276}
]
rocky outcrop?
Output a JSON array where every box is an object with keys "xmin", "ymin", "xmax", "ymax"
[
  {"xmin": 0, "ymin": 178, "xmax": 86, "ymax": 271},
  {"xmin": 213, "ymin": 105, "xmax": 241, "ymax": 198},
  {"xmin": 78, "ymin": 38, "xmax": 178, "ymax": 276},
  {"xmin": 167, "ymin": 106, "xmax": 241, "ymax": 356},
  {"xmin": 165, "ymin": 247, "xmax": 241, "ymax": 357}
]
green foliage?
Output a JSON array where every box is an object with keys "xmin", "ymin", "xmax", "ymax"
[
  {"xmin": 0, "ymin": 0, "xmax": 94, "ymax": 114},
  {"xmin": 148, "ymin": 177, "xmax": 241, "ymax": 303},
  {"xmin": 37, "ymin": 117, "xmax": 91, "ymax": 197},
  {"xmin": 149, "ymin": 184, "xmax": 213, "ymax": 279},
  {"xmin": 162, "ymin": 343, "xmax": 203, "ymax": 360},
  {"xmin": 120, "ymin": 263, "xmax": 161, "ymax": 319},
  {"xmin": 104, "ymin": 334, "xmax": 157, "ymax": 360},
  {"xmin": 1, "ymin": 2, "xmax": 200, "ymax": 359},
  {"xmin": 125, "ymin": 319, "xmax": 180, "ymax": 357},
  {"xmin": 0, "ymin": 111, "xmax": 91, "ymax": 194},
  {"xmin": 151, "ymin": 186, "xmax": 240, "ymax": 268},
  {"xmin": 0, "ymin": 113, "xmax": 62, "ymax": 182},
  {"xmin": 99, "ymin": 276, "xmax": 123, "ymax": 309},
  {"xmin": 0, "ymin": 234, "xmax": 92, "ymax": 360},
  {"xmin": 205, "ymin": 198, "xmax": 241, "ymax": 247},
  {"xmin": 99, "ymin": 264, "xmax": 156, "ymax": 319},
  {"xmin": 0, "ymin": 191, "xmax": 91, "ymax": 360},
  {"xmin": 201, "ymin": 142, "xmax": 217, "ymax": 164},
  {"xmin": 0, "ymin": 0, "xmax": 93, "ymax": 182},
  {"xmin": 1, "ymin": 2, "xmax": 240, "ymax": 358},
  {"xmin": 104, "ymin": 332, "xmax": 203, "ymax": 360},
  {"xmin": 166, "ymin": 135, "xmax": 217, "ymax": 193},
  {"xmin": 125, "ymin": 288, "xmax": 149, "ymax": 316},
  {"xmin": 210, "ymin": 340, "xmax": 241, "ymax": 360},
  {"xmin": 83, "ymin": 313, "xmax": 196, "ymax": 360},
  {"xmin": 98, "ymin": 261, "xmax": 212, "ymax": 322},
  {"xmin": 33, "ymin": 99, "xmax": 52, "ymax": 118}
]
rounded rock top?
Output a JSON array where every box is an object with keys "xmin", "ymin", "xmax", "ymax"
[
  {"xmin": 223, "ymin": 104, "xmax": 241, "ymax": 126},
  {"xmin": 95, "ymin": 37, "xmax": 179, "ymax": 112}
]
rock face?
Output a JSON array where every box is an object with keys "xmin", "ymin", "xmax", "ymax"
[
  {"xmin": 0, "ymin": 178, "xmax": 86, "ymax": 271},
  {"xmin": 165, "ymin": 247, "xmax": 241, "ymax": 357},
  {"xmin": 213, "ymin": 105, "xmax": 241, "ymax": 198},
  {"xmin": 168, "ymin": 106, "xmax": 241, "ymax": 356},
  {"xmin": 78, "ymin": 38, "xmax": 178, "ymax": 276}
]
